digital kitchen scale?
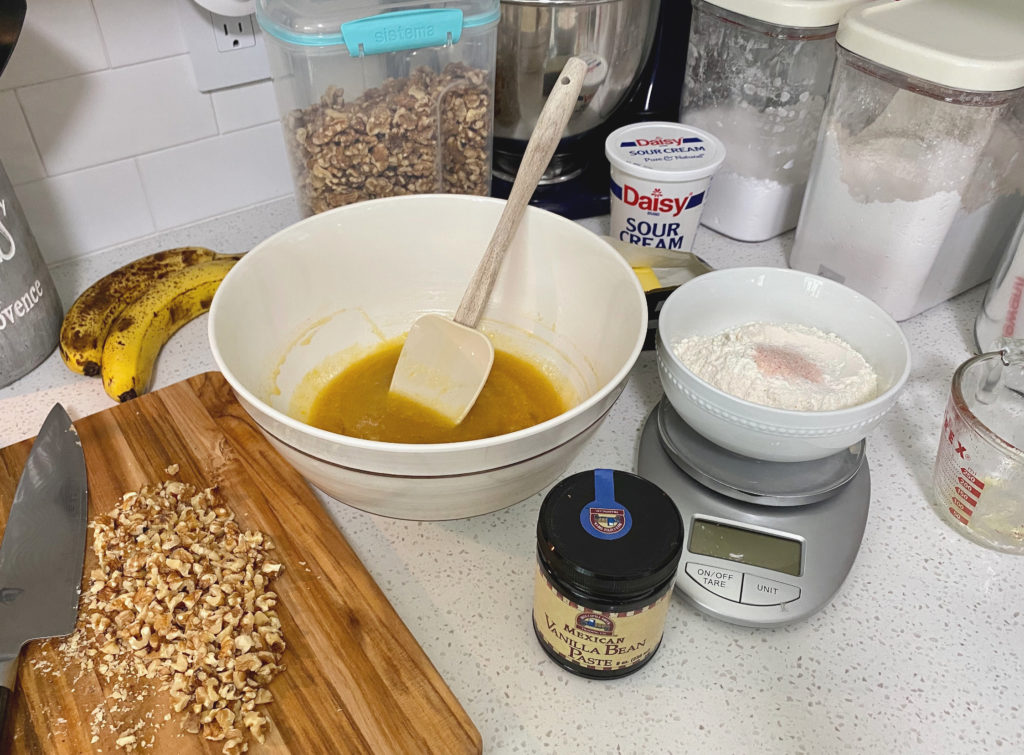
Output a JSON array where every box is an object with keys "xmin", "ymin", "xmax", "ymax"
[{"xmin": 636, "ymin": 398, "xmax": 870, "ymax": 628}]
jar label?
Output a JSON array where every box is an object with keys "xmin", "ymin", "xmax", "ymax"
[
  {"xmin": 579, "ymin": 468, "xmax": 632, "ymax": 540},
  {"xmin": 608, "ymin": 171, "xmax": 709, "ymax": 255},
  {"xmin": 532, "ymin": 567, "xmax": 671, "ymax": 674}
]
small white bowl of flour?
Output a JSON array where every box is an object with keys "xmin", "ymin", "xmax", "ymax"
[
  {"xmin": 656, "ymin": 267, "xmax": 911, "ymax": 462},
  {"xmin": 673, "ymin": 321, "xmax": 879, "ymax": 412}
]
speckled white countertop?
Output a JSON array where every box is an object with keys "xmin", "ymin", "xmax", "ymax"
[{"xmin": 2, "ymin": 198, "xmax": 1022, "ymax": 754}]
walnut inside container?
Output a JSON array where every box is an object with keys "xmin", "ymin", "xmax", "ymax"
[{"xmin": 285, "ymin": 62, "xmax": 493, "ymax": 215}]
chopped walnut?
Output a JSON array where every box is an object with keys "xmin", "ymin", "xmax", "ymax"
[
  {"xmin": 284, "ymin": 62, "xmax": 492, "ymax": 215},
  {"xmin": 55, "ymin": 478, "xmax": 285, "ymax": 753}
]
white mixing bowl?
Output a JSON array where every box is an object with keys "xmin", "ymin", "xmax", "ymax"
[
  {"xmin": 656, "ymin": 266, "xmax": 912, "ymax": 462},
  {"xmin": 209, "ymin": 195, "xmax": 648, "ymax": 520}
]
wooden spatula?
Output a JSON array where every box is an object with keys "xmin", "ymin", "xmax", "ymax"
[{"xmin": 389, "ymin": 56, "xmax": 588, "ymax": 425}]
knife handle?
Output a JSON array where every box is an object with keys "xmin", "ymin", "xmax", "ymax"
[
  {"xmin": 0, "ymin": 684, "xmax": 9, "ymax": 735},
  {"xmin": 0, "ymin": 655, "xmax": 17, "ymax": 739}
]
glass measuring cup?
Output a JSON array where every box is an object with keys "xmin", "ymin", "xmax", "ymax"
[{"xmin": 931, "ymin": 349, "xmax": 1024, "ymax": 553}]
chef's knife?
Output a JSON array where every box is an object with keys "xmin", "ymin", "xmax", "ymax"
[
  {"xmin": 0, "ymin": 0, "xmax": 25, "ymax": 79},
  {"xmin": 0, "ymin": 403, "xmax": 88, "ymax": 734}
]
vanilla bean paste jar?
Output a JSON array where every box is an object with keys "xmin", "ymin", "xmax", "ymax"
[{"xmin": 533, "ymin": 469, "xmax": 684, "ymax": 678}]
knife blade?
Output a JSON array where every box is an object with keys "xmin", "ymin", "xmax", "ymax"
[{"xmin": 0, "ymin": 403, "xmax": 88, "ymax": 732}]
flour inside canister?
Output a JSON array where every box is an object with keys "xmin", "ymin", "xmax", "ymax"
[{"xmin": 672, "ymin": 322, "xmax": 879, "ymax": 411}]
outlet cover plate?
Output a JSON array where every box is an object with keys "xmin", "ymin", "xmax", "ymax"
[{"xmin": 177, "ymin": 0, "xmax": 270, "ymax": 92}]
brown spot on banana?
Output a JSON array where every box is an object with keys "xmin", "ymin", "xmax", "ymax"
[
  {"xmin": 99, "ymin": 257, "xmax": 238, "ymax": 402},
  {"xmin": 58, "ymin": 247, "xmax": 240, "ymax": 377}
]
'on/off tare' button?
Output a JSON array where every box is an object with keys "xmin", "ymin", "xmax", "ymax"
[{"xmin": 684, "ymin": 562, "xmax": 742, "ymax": 602}]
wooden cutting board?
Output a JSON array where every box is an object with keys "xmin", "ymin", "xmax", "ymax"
[{"xmin": 0, "ymin": 372, "xmax": 481, "ymax": 754}]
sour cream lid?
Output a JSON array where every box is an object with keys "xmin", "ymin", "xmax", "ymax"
[{"xmin": 605, "ymin": 122, "xmax": 726, "ymax": 183}]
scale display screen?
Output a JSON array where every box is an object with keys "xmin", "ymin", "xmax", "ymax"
[{"xmin": 689, "ymin": 519, "xmax": 802, "ymax": 577}]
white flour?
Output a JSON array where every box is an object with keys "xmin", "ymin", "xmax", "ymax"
[
  {"xmin": 791, "ymin": 91, "xmax": 1024, "ymax": 322},
  {"xmin": 684, "ymin": 98, "xmax": 826, "ymax": 242},
  {"xmin": 673, "ymin": 321, "xmax": 878, "ymax": 411},
  {"xmin": 791, "ymin": 128, "xmax": 962, "ymax": 320},
  {"xmin": 699, "ymin": 170, "xmax": 805, "ymax": 243}
]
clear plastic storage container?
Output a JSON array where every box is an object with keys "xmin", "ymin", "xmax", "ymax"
[
  {"xmin": 790, "ymin": 0, "xmax": 1024, "ymax": 322},
  {"xmin": 256, "ymin": 0, "xmax": 499, "ymax": 216},
  {"xmin": 679, "ymin": 0, "xmax": 867, "ymax": 242},
  {"xmin": 975, "ymin": 211, "xmax": 1024, "ymax": 353}
]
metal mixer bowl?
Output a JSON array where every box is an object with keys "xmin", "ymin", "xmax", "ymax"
[{"xmin": 494, "ymin": 0, "xmax": 660, "ymax": 182}]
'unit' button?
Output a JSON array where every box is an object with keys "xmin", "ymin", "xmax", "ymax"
[
  {"xmin": 684, "ymin": 562, "xmax": 742, "ymax": 602},
  {"xmin": 740, "ymin": 575, "xmax": 800, "ymax": 606}
]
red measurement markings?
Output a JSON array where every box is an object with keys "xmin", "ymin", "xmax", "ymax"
[
  {"xmin": 943, "ymin": 413, "xmax": 985, "ymax": 524},
  {"xmin": 1003, "ymin": 275, "xmax": 1024, "ymax": 338},
  {"xmin": 955, "ymin": 486, "xmax": 978, "ymax": 507},
  {"xmin": 949, "ymin": 469, "xmax": 986, "ymax": 522},
  {"xmin": 960, "ymin": 468, "xmax": 985, "ymax": 491},
  {"xmin": 948, "ymin": 505, "xmax": 970, "ymax": 524}
]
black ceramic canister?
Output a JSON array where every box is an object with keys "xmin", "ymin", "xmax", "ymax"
[{"xmin": 533, "ymin": 468, "xmax": 684, "ymax": 679}]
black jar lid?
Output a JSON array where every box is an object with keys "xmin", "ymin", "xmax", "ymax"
[{"xmin": 537, "ymin": 469, "xmax": 684, "ymax": 601}]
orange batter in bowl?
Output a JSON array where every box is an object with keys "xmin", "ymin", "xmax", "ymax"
[{"xmin": 308, "ymin": 340, "xmax": 567, "ymax": 443}]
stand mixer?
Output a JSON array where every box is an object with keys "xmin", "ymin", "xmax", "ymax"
[{"xmin": 491, "ymin": 0, "xmax": 691, "ymax": 218}]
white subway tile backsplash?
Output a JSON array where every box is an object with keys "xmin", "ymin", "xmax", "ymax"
[
  {"xmin": 211, "ymin": 80, "xmax": 279, "ymax": 133},
  {"xmin": 0, "ymin": 8, "xmax": 303, "ymax": 257},
  {"xmin": 0, "ymin": 0, "xmax": 108, "ymax": 91},
  {"xmin": 137, "ymin": 123, "xmax": 292, "ymax": 231},
  {"xmin": 18, "ymin": 57, "xmax": 218, "ymax": 177},
  {"xmin": 94, "ymin": 0, "xmax": 189, "ymax": 68},
  {"xmin": 15, "ymin": 161, "xmax": 155, "ymax": 264},
  {"xmin": 0, "ymin": 91, "xmax": 45, "ymax": 184}
]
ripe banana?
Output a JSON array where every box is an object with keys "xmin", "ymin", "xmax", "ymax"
[
  {"xmin": 59, "ymin": 246, "xmax": 231, "ymax": 376},
  {"xmin": 100, "ymin": 257, "xmax": 238, "ymax": 402}
]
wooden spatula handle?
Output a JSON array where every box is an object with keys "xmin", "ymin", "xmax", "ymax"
[{"xmin": 454, "ymin": 56, "xmax": 588, "ymax": 327}]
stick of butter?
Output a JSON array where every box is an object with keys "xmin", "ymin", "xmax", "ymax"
[{"xmin": 632, "ymin": 266, "xmax": 661, "ymax": 292}]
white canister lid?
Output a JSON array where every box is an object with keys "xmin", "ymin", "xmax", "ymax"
[
  {"xmin": 837, "ymin": 0, "xmax": 1024, "ymax": 92},
  {"xmin": 605, "ymin": 122, "xmax": 726, "ymax": 183},
  {"xmin": 700, "ymin": 0, "xmax": 868, "ymax": 30}
]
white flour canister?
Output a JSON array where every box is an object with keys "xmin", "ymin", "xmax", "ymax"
[
  {"xmin": 605, "ymin": 122, "xmax": 725, "ymax": 259},
  {"xmin": 790, "ymin": 0, "xmax": 1024, "ymax": 322},
  {"xmin": 680, "ymin": 0, "xmax": 868, "ymax": 243}
]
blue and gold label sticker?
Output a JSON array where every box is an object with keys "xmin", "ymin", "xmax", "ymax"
[
  {"xmin": 533, "ymin": 567, "xmax": 672, "ymax": 674},
  {"xmin": 580, "ymin": 469, "xmax": 632, "ymax": 540}
]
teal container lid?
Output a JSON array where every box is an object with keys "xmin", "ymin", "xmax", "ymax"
[{"xmin": 256, "ymin": 0, "xmax": 500, "ymax": 54}]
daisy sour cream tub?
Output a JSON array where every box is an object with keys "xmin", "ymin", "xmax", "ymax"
[{"xmin": 605, "ymin": 122, "xmax": 725, "ymax": 257}]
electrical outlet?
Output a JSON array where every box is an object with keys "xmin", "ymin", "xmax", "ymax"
[
  {"xmin": 213, "ymin": 13, "xmax": 257, "ymax": 52},
  {"xmin": 177, "ymin": 0, "xmax": 270, "ymax": 92}
]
